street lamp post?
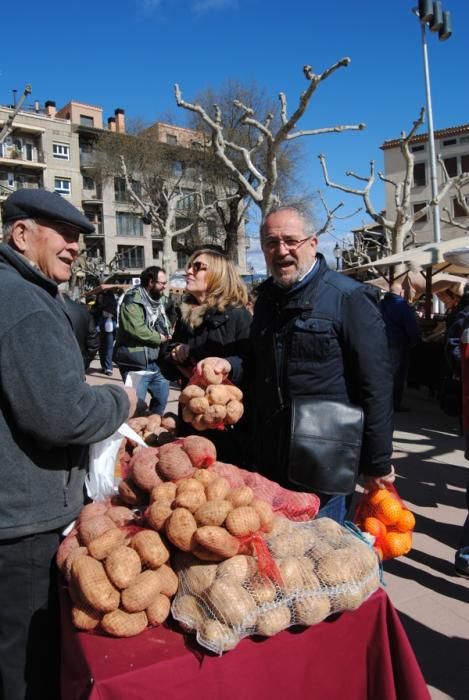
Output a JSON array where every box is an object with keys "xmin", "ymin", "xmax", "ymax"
[
  {"xmin": 414, "ymin": 1, "xmax": 452, "ymax": 245},
  {"xmin": 333, "ymin": 243, "xmax": 342, "ymax": 271}
]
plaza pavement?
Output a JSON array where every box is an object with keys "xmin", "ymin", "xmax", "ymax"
[{"xmin": 87, "ymin": 361, "xmax": 469, "ymax": 700}]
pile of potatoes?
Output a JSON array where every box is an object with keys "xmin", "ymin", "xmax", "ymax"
[
  {"xmin": 145, "ymin": 465, "xmax": 276, "ymax": 562},
  {"xmin": 171, "ymin": 517, "xmax": 381, "ymax": 654},
  {"xmin": 179, "ymin": 382, "xmax": 244, "ymax": 432},
  {"xmin": 57, "ymin": 501, "xmax": 179, "ymax": 638},
  {"xmin": 115, "ymin": 413, "xmax": 178, "ymax": 482},
  {"xmin": 115, "ymin": 435, "xmax": 217, "ymax": 509}
]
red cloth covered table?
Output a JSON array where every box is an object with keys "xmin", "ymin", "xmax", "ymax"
[{"xmin": 60, "ymin": 587, "xmax": 430, "ymax": 700}]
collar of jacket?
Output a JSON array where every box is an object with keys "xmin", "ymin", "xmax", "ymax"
[
  {"xmin": 0, "ymin": 243, "xmax": 58, "ymax": 297},
  {"xmin": 260, "ymin": 253, "xmax": 328, "ymax": 309},
  {"xmin": 179, "ymin": 298, "xmax": 233, "ymax": 329}
]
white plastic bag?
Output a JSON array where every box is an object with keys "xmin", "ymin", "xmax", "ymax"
[
  {"xmin": 86, "ymin": 423, "xmax": 146, "ymax": 502},
  {"xmin": 104, "ymin": 318, "xmax": 114, "ymax": 333}
]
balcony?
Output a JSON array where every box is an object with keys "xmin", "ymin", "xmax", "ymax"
[
  {"xmin": 0, "ymin": 148, "xmax": 46, "ymax": 169},
  {"xmin": 82, "ymin": 187, "xmax": 103, "ymax": 203}
]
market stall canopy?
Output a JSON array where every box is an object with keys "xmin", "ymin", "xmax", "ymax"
[
  {"xmin": 364, "ymin": 270, "xmax": 467, "ymax": 302},
  {"xmin": 342, "ymin": 235, "xmax": 469, "ymax": 276}
]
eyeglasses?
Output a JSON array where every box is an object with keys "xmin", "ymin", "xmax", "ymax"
[
  {"xmin": 187, "ymin": 261, "xmax": 208, "ymax": 274},
  {"xmin": 262, "ymin": 236, "xmax": 313, "ymax": 252},
  {"xmin": 156, "ymin": 279, "xmax": 167, "ymax": 286}
]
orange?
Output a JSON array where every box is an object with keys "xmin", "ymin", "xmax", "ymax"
[
  {"xmin": 375, "ymin": 496, "xmax": 402, "ymax": 526},
  {"xmin": 383, "ymin": 530, "xmax": 412, "ymax": 559},
  {"xmin": 367, "ymin": 489, "xmax": 389, "ymax": 507},
  {"xmin": 394, "ymin": 509, "xmax": 416, "ymax": 533},
  {"xmin": 362, "ymin": 516, "xmax": 387, "ymax": 540}
]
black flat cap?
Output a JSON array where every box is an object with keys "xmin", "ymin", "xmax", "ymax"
[{"xmin": 2, "ymin": 188, "xmax": 95, "ymax": 233}]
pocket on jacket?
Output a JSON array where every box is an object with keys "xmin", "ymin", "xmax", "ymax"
[{"xmin": 290, "ymin": 318, "xmax": 334, "ymax": 361}]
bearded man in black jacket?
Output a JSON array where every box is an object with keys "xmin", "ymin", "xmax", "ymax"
[{"xmin": 200, "ymin": 206, "xmax": 395, "ymax": 523}]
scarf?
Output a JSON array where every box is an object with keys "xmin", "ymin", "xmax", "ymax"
[{"xmin": 140, "ymin": 286, "xmax": 171, "ymax": 335}]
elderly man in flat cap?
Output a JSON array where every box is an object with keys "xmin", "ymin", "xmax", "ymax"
[{"xmin": 0, "ymin": 189, "xmax": 137, "ymax": 700}]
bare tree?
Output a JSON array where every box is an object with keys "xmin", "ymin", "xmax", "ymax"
[
  {"xmin": 0, "ymin": 85, "xmax": 32, "ymax": 145},
  {"xmin": 318, "ymin": 109, "xmax": 457, "ymax": 269},
  {"xmin": 440, "ymin": 162, "xmax": 469, "ymax": 232},
  {"xmin": 175, "ymin": 60, "xmax": 365, "ymax": 218},
  {"xmin": 92, "ymin": 129, "xmax": 232, "ymax": 273}
]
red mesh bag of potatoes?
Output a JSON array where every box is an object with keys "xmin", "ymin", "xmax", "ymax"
[{"xmin": 354, "ymin": 483, "xmax": 415, "ymax": 561}]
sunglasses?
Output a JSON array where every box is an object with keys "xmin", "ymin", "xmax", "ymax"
[{"xmin": 187, "ymin": 261, "xmax": 208, "ymax": 273}]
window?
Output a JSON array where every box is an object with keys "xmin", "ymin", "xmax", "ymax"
[
  {"xmin": 114, "ymin": 177, "xmax": 140, "ymax": 202},
  {"xmin": 461, "ymin": 155, "xmax": 469, "ymax": 173},
  {"xmin": 453, "ymin": 197, "xmax": 469, "ymax": 218},
  {"xmin": 52, "ymin": 143, "xmax": 70, "ymax": 160},
  {"xmin": 172, "ymin": 160, "xmax": 184, "ymax": 177},
  {"xmin": 54, "ymin": 177, "xmax": 71, "ymax": 195},
  {"xmin": 191, "ymin": 141, "xmax": 203, "ymax": 150},
  {"xmin": 83, "ymin": 175, "xmax": 94, "ymax": 189},
  {"xmin": 460, "ymin": 136, "xmax": 469, "ymax": 144},
  {"xmin": 442, "ymin": 138, "xmax": 457, "ymax": 147},
  {"xmin": 411, "ymin": 144, "xmax": 425, "ymax": 153},
  {"xmin": 116, "ymin": 212, "xmax": 143, "ymax": 237},
  {"xmin": 152, "ymin": 240, "xmax": 163, "ymax": 259},
  {"xmin": 166, "ymin": 134, "xmax": 177, "ymax": 144},
  {"xmin": 80, "ymin": 115, "xmax": 94, "ymax": 127},
  {"xmin": 413, "ymin": 162, "xmax": 426, "ymax": 188},
  {"xmin": 413, "ymin": 202, "xmax": 428, "ymax": 224},
  {"xmin": 443, "ymin": 157, "xmax": 458, "ymax": 177},
  {"xmin": 117, "ymin": 245, "xmax": 144, "ymax": 269},
  {"xmin": 177, "ymin": 251, "xmax": 189, "ymax": 269},
  {"xmin": 177, "ymin": 189, "xmax": 198, "ymax": 213}
]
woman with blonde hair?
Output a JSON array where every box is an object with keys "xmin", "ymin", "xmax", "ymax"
[{"xmin": 160, "ymin": 248, "xmax": 252, "ymax": 462}]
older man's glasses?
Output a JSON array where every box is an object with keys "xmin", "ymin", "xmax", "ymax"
[
  {"xmin": 187, "ymin": 261, "xmax": 208, "ymax": 273},
  {"xmin": 262, "ymin": 236, "xmax": 313, "ymax": 252}
]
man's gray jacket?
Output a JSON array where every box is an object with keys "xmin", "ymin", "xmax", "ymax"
[{"xmin": 0, "ymin": 244, "xmax": 129, "ymax": 539}]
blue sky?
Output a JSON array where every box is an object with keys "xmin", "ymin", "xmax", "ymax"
[{"xmin": 1, "ymin": 0, "xmax": 467, "ymax": 270}]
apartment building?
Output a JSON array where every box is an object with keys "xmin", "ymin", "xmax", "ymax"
[
  {"xmin": 381, "ymin": 123, "xmax": 469, "ymax": 245},
  {"xmin": 0, "ymin": 97, "xmax": 247, "ymax": 285}
]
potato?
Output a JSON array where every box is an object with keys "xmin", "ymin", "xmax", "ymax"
[
  {"xmin": 330, "ymin": 587, "xmax": 365, "ymax": 612},
  {"xmin": 268, "ymin": 530, "xmax": 308, "ymax": 558},
  {"xmin": 180, "ymin": 385, "xmax": 206, "ymax": 404},
  {"xmin": 191, "ymin": 414, "xmax": 210, "ymax": 432},
  {"xmin": 63, "ymin": 546, "xmax": 88, "ymax": 582},
  {"xmin": 150, "ymin": 481, "xmax": 177, "ymax": 504},
  {"xmin": 172, "ymin": 594, "xmax": 205, "ymax": 631},
  {"xmin": 256, "ymin": 605, "xmax": 291, "ymax": 637},
  {"xmin": 268, "ymin": 516, "xmax": 292, "ymax": 538},
  {"xmin": 182, "ymin": 405, "xmax": 195, "ymax": 423},
  {"xmin": 225, "ymin": 506, "xmax": 261, "ymax": 538},
  {"xmin": 88, "ymin": 527, "xmax": 127, "ymax": 561},
  {"xmin": 203, "ymin": 405, "xmax": 227, "ymax": 425},
  {"xmin": 101, "ymin": 609, "xmax": 148, "ymax": 638},
  {"xmin": 71, "ymin": 599, "xmax": 102, "ymax": 631},
  {"xmin": 174, "ymin": 488, "xmax": 207, "ymax": 513},
  {"xmin": 161, "ymin": 413, "xmax": 178, "ymax": 431},
  {"xmin": 56, "ymin": 533, "xmax": 80, "ymax": 570},
  {"xmin": 199, "ymin": 619, "xmax": 239, "ymax": 652},
  {"xmin": 251, "ymin": 499, "xmax": 275, "ymax": 532},
  {"xmin": 146, "ymin": 414, "xmax": 162, "ymax": 432},
  {"xmin": 224, "ymin": 400, "xmax": 244, "ymax": 425},
  {"xmin": 166, "ymin": 508, "xmax": 198, "ymax": 551},
  {"xmin": 311, "ymin": 517, "xmax": 345, "ymax": 541},
  {"xmin": 315, "ymin": 549, "xmax": 354, "ymax": 587},
  {"xmin": 121, "ymin": 569, "xmax": 162, "ymax": 613},
  {"xmin": 217, "ymin": 555, "xmax": 257, "ymax": 584},
  {"xmin": 118, "ymin": 478, "xmax": 148, "ymax": 507},
  {"xmin": 192, "ymin": 468, "xmax": 217, "ymax": 487},
  {"xmin": 128, "ymin": 416, "xmax": 150, "ymax": 434},
  {"xmin": 226, "ymin": 486, "xmax": 254, "ymax": 508},
  {"xmin": 157, "ymin": 444, "xmax": 195, "ymax": 481},
  {"xmin": 154, "ymin": 564, "xmax": 179, "ymax": 597},
  {"xmin": 177, "ymin": 558, "xmax": 218, "ymax": 594},
  {"xmin": 176, "ymin": 478, "xmax": 205, "ymax": 495},
  {"xmin": 129, "ymin": 447, "xmax": 160, "ymax": 492},
  {"xmin": 146, "ymin": 501, "xmax": 173, "ymax": 532},
  {"xmin": 183, "ymin": 435, "xmax": 217, "ymax": 465},
  {"xmin": 105, "ymin": 545, "xmax": 142, "ymax": 589},
  {"xmin": 206, "ymin": 476, "xmax": 230, "ymax": 501},
  {"xmin": 277, "ymin": 557, "xmax": 313, "ymax": 593},
  {"xmin": 146, "ymin": 593, "xmax": 171, "ymax": 626},
  {"xmin": 205, "ymin": 385, "xmax": 232, "ymax": 406},
  {"xmin": 194, "ymin": 500, "xmax": 233, "ymax": 527},
  {"xmin": 225, "ymin": 385, "xmax": 243, "ymax": 401},
  {"xmin": 200, "ymin": 359, "xmax": 224, "ymax": 386},
  {"xmin": 190, "ymin": 543, "xmax": 225, "ymax": 562},
  {"xmin": 131, "ymin": 530, "xmax": 170, "ymax": 569},
  {"xmin": 205, "ymin": 580, "xmax": 256, "ymax": 627},
  {"xmin": 106, "ymin": 505, "xmax": 135, "ymax": 527},
  {"xmin": 71, "ymin": 556, "xmax": 120, "ymax": 613},
  {"xmin": 79, "ymin": 502, "xmax": 108, "ymax": 523},
  {"xmin": 249, "ymin": 576, "xmax": 277, "ymax": 605},
  {"xmin": 294, "ymin": 595, "xmax": 331, "ymax": 626},
  {"xmin": 188, "ymin": 396, "xmax": 210, "ymax": 415},
  {"xmin": 194, "ymin": 526, "xmax": 240, "ymax": 559},
  {"xmin": 79, "ymin": 515, "xmax": 116, "ymax": 547}
]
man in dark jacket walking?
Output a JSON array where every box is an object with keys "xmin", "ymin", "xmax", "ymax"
[
  {"xmin": 202, "ymin": 206, "xmax": 395, "ymax": 522},
  {"xmin": 0, "ymin": 188, "xmax": 137, "ymax": 700}
]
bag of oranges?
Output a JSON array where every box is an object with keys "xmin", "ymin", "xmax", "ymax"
[{"xmin": 353, "ymin": 484, "xmax": 415, "ymax": 560}]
